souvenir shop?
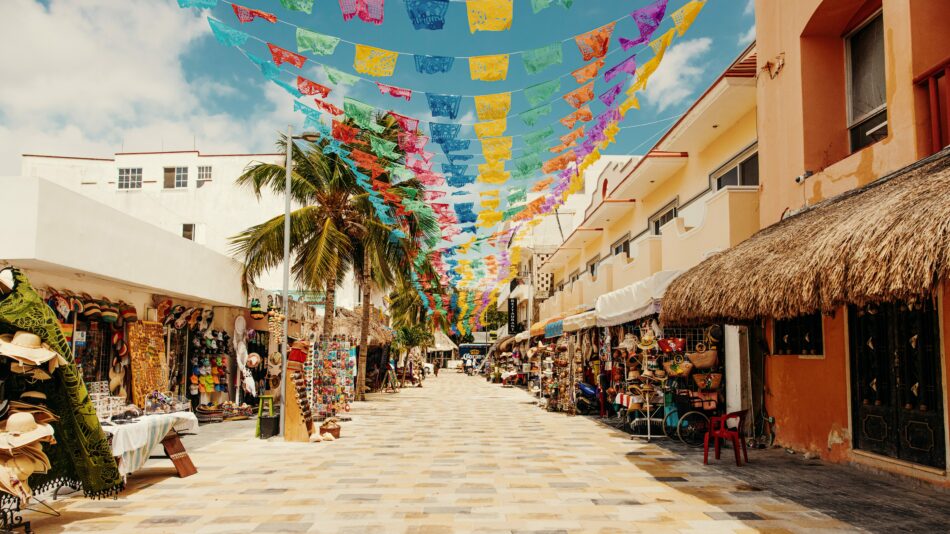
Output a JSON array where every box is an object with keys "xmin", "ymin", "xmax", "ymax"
[{"xmin": 0, "ymin": 267, "xmax": 125, "ymax": 531}]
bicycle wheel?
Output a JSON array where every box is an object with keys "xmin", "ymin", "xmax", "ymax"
[
  {"xmin": 676, "ymin": 411, "xmax": 710, "ymax": 447},
  {"xmin": 662, "ymin": 409, "xmax": 679, "ymax": 438}
]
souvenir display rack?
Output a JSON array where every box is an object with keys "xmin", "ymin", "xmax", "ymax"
[{"xmin": 311, "ymin": 338, "xmax": 355, "ymax": 420}]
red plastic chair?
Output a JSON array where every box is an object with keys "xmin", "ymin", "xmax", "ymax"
[{"xmin": 704, "ymin": 410, "xmax": 749, "ymax": 466}]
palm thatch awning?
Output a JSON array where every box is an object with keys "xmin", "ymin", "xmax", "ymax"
[
  {"xmin": 661, "ymin": 148, "xmax": 950, "ymax": 325},
  {"xmin": 314, "ymin": 306, "xmax": 393, "ymax": 345}
]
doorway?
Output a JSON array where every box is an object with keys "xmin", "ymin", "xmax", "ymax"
[{"xmin": 849, "ymin": 300, "xmax": 946, "ymax": 469}]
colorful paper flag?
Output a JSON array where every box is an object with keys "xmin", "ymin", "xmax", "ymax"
[{"xmin": 354, "ymin": 44, "xmax": 398, "ymax": 77}]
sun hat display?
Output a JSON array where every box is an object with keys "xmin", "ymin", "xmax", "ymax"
[
  {"xmin": 637, "ymin": 330, "xmax": 658, "ymax": 351},
  {"xmin": 618, "ymin": 333, "xmax": 638, "ymax": 351},
  {"xmin": 246, "ymin": 352, "xmax": 262, "ymax": 369},
  {"xmin": 0, "ymin": 332, "xmax": 68, "ymax": 368},
  {"xmin": 0, "ymin": 412, "xmax": 55, "ymax": 450}
]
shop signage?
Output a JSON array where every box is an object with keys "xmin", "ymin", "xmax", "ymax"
[{"xmin": 508, "ymin": 298, "xmax": 517, "ymax": 333}]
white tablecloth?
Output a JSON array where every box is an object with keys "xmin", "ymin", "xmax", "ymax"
[{"xmin": 103, "ymin": 412, "xmax": 199, "ymax": 477}]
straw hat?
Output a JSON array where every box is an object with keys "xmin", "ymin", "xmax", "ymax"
[
  {"xmin": 0, "ymin": 413, "xmax": 54, "ymax": 450},
  {"xmin": 637, "ymin": 331, "xmax": 658, "ymax": 351},
  {"xmin": 0, "ymin": 332, "xmax": 65, "ymax": 366},
  {"xmin": 246, "ymin": 352, "xmax": 262, "ymax": 369}
]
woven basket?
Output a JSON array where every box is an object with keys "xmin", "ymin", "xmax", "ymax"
[
  {"xmin": 319, "ymin": 423, "xmax": 341, "ymax": 439},
  {"xmin": 693, "ymin": 372, "xmax": 723, "ymax": 391},
  {"xmin": 688, "ymin": 350, "xmax": 718, "ymax": 369},
  {"xmin": 663, "ymin": 358, "xmax": 693, "ymax": 377}
]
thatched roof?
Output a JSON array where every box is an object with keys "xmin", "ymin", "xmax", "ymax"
[
  {"xmin": 313, "ymin": 306, "xmax": 393, "ymax": 345},
  {"xmin": 661, "ymin": 148, "xmax": 950, "ymax": 325}
]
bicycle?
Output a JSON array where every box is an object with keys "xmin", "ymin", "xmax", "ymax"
[{"xmin": 662, "ymin": 389, "xmax": 719, "ymax": 447}]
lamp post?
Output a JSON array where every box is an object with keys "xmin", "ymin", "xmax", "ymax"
[{"xmin": 278, "ymin": 126, "xmax": 319, "ymax": 439}]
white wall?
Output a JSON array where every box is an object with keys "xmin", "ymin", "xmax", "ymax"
[{"xmin": 20, "ymin": 151, "xmax": 360, "ymax": 306}]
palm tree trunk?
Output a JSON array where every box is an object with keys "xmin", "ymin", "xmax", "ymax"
[
  {"xmin": 357, "ymin": 248, "xmax": 371, "ymax": 401},
  {"xmin": 323, "ymin": 262, "xmax": 337, "ymax": 339}
]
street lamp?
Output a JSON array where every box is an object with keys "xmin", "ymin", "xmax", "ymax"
[{"xmin": 278, "ymin": 126, "xmax": 319, "ymax": 439}]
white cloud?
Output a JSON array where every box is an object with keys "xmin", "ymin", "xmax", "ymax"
[
  {"xmin": 642, "ymin": 38, "xmax": 713, "ymax": 113},
  {"xmin": 738, "ymin": 24, "xmax": 756, "ymax": 46},
  {"xmin": 744, "ymin": 0, "xmax": 754, "ymax": 16},
  {"xmin": 0, "ymin": 0, "xmax": 297, "ymax": 174}
]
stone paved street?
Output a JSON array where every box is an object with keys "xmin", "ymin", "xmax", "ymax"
[{"xmin": 29, "ymin": 373, "xmax": 950, "ymax": 533}]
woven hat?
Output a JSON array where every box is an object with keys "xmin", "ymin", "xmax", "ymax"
[
  {"xmin": 0, "ymin": 332, "xmax": 65, "ymax": 366},
  {"xmin": 82, "ymin": 297, "xmax": 101, "ymax": 319},
  {"xmin": 0, "ymin": 413, "xmax": 54, "ymax": 450},
  {"xmin": 637, "ymin": 331, "xmax": 658, "ymax": 351},
  {"xmin": 246, "ymin": 352, "xmax": 262, "ymax": 369},
  {"xmin": 99, "ymin": 300, "xmax": 119, "ymax": 323}
]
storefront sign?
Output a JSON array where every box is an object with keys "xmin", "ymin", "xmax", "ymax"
[{"xmin": 508, "ymin": 298, "xmax": 517, "ymax": 333}]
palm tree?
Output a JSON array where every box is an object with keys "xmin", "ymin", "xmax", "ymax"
[{"xmin": 231, "ymin": 136, "xmax": 359, "ymax": 336}]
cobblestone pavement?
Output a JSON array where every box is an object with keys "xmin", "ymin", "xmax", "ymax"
[{"xmin": 27, "ymin": 373, "xmax": 949, "ymax": 533}]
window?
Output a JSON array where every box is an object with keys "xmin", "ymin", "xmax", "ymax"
[
  {"xmin": 649, "ymin": 203, "xmax": 678, "ymax": 235},
  {"xmin": 569, "ymin": 270, "xmax": 580, "ymax": 284},
  {"xmin": 611, "ymin": 234, "xmax": 631, "ymax": 257},
  {"xmin": 712, "ymin": 148, "xmax": 759, "ymax": 190},
  {"xmin": 586, "ymin": 256, "xmax": 601, "ymax": 278},
  {"xmin": 846, "ymin": 13, "xmax": 887, "ymax": 152},
  {"xmin": 164, "ymin": 167, "xmax": 188, "ymax": 189},
  {"xmin": 117, "ymin": 168, "xmax": 142, "ymax": 190},
  {"xmin": 182, "ymin": 224, "xmax": 195, "ymax": 241},
  {"xmin": 197, "ymin": 166, "xmax": 212, "ymax": 188},
  {"xmin": 773, "ymin": 313, "xmax": 824, "ymax": 355}
]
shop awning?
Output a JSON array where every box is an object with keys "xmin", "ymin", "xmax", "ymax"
[
  {"xmin": 498, "ymin": 335, "xmax": 517, "ymax": 351},
  {"xmin": 661, "ymin": 148, "xmax": 950, "ymax": 324},
  {"xmin": 514, "ymin": 330, "xmax": 530, "ymax": 342},
  {"xmin": 595, "ymin": 270, "xmax": 681, "ymax": 327},
  {"xmin": 544, "ymin": 320, "xmax": 563, "ymax": 339},
  {"xmin": 563, "ymin": 310, "xmax": 596, "ymax": 332},
  {"xmin": 529, "ymin": 320, "xmax": 545, "ymax": 338},
  {"xmin": 427, "ymin": 329, "xmax": 458, "ymax": 352}
]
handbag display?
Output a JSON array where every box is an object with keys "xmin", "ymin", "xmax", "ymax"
[
  {"xmin": 663, "ymin": 354, "xmax": 694, "ymax": 377},
  {"xmin": 693, "ymin": 372, "xmax": 723, "ymax": 391},
  {"xmin": 687, "ymin": 342, "xmax": 718, "ymax": 369}
]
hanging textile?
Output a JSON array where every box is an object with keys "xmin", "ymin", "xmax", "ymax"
[
  {"xmin": 414, "ymin": 55, "xmax": 455, "ymax": 74},
  {"xmin": 405, "ymin": 0, "xmax": 449, "ymax": 30},
  {"xmin": 314, "ymin": 98, "xmax": 344, "ymax": 116},
  {"xmin": 474, "ymin": 92, "xmax": 511, "ymax": 121},
  {"xmin": 575, "ymin": 22, "xmax": 615, "ymax": 61},
  {"xmin": 430, "ymin": 122, "xmax": 461, "ymax": 143},
  {"xmin": 465, "ymin": 0, "xmax": 513, "ymax": 33},
  {"xmin": 377, "ymin": 82, "xmax": 412, "ymax": 100},
  {"xmin": 563, "ymin": 81, "xmax": 594, "ymax": 109},
  {"xmin": 296, "ymin": 28, "xmax": 340, "ymax": 55},
  {"xmin": 473, "ymin": 118, "xmax": 507, "ymax": 139},
  {"xmin": 469, "ymin": 54, "xmax": 509, "ymax": 82},
  {"xmin": 481, "ymin": 136, "xmax": 513, "ymax": 160},
  {"xmin": 599, "ymin": 82, "xmax": 624, "ymax": 106},
  {"xmin": 268, "ymin": 43, "xmax": 307, "ymax": 67},
  {"xmin": 530, "ymin": 0, "xmax": 572, "ymax": 13},
  {"xmin": 522, "ymin": 42, "xmax": 562, "ymax": 74},
  {"xmin": 426, "ymin": 93, "xmax": 462, "ymax": 119},
  {"xmin": 622, "ymin": 0, "xmax": 668, "ymax": 50},
  {"xmin": 340, "ymin": 0, "xmax": 386, "ymax": 25},
  {"xmin": 560, "ymin": 106, "xmax": 592, "ymax": 129},
  {"xmin": 525, "ymin": 126, "xmax": 553, "ymax": 148},
  {"xmin": 370, "ymin": 136, "xmax": 400, "ymax": 160},
  {"xmin": 208, "ymin": 18, "xmax": 248, "ymax": 47},
  {"xmin": 297, "ymin": 76, "xmax": 331, "ymax": 98},
  {"xmin": 344, "ymin": 97, "xmax": 385, "ymax": 133},
  {"xmin": 672, "ymin": 0, "xmax": 705, "ymax": 36},
  {"xmin": 324, "ymin": 65, "xmax": 359, "ymax": 86},
  {"xmin": 524, "ymin": 79, "xmax": 561, "ymax": 107},
  {"xmin": 280, "ymin": 0, "xmax": 314, "ymax": 13},
  {"xmin": 232, "ymin": 3, "xmax": 277, "ymax": 23},
  {"xmin": 519, "ymin": 104, "xmax": 551, "ymax": 126},
  {"xmin": 571, "ymin": 58, "xmax": 605, "ymax": 83},
  {"xmin": 354, "ymin": 44, "xmax": 398, "ymax": 77},
  {"xmin": 389, "ymin": 111, "xmax": 420, "ymax": 132},
  {"xmin": 604, "ymin": 54, "xmax": 637, "ymax": 82}
]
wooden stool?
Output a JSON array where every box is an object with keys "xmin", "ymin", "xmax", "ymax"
[{"xmin": 256, "ymin": 395, "xmax": 275, "ymax": 437}]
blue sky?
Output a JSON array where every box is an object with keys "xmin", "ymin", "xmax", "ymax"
[{"xmin": 0, "ymin": 0, "xmax": 754, "ymax": 176}]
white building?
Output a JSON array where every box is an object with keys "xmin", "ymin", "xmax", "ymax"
[{"xmin": 20, "ymin": 150, "xmax": 363, "ymax": 308}]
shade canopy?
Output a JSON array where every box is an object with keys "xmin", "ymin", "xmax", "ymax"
[
  {"xmin": 428, "ymin": 329, "xmax": 459, "ymax": 352},
  {"xmin": 595, "ymin": 270, "xmax": 681, "ymax": 327},
  {"xmin": 562, "ymin": 310, "xmax": 596, "ymax": 332}
]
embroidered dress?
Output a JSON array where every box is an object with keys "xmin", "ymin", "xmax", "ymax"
[
  {"xmin": 426, "ymin": 93, "xmax": 462, "ymax": 119},
  {"xmin": 524, "ymin": 79, "xmax": 561, "ymax": 107},
  {"xmin": 465, "ymin": 0, "xmax": 513, "ymax": 33},
  {"xmin": 469, "ymin": 54, "xmax": 509, "ymax": 82},
  {"xmin": 474, "ymin": 92, "xmax": 511, "ymax": 121},
  {"xmin": 0, "ymin": 268, "xmax": 122, "ymax": 497},
  {"xmin": 414, "ymin": 55, "xmax": 455, "ymax": 74},
  {"xmin": 575, "ymin": 22, "xmax": 615, "ymax": 61},
  {"xmin": 522, "ymin": 42, "xmax": 562, "ymax": 75},
  {"xmin": 296, "ymin": 28, "xmax": 340, "ymax": 55},
  {"xmin": 405, "ymin": 0, "xmax": 449, "ymax": 30},
  {"xmin": 354, "ymin": 45, "xmax": 398, "ymax": 77}
]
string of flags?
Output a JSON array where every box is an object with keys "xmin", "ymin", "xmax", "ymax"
[{"xmin": 177, "ymin": 0, "xmax": 707, "ymax": 329}]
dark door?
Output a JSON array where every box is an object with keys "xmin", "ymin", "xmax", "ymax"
[{"xmin": 849, "ymin": 300, "xmax": 945, "ymax": 469}]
